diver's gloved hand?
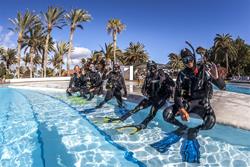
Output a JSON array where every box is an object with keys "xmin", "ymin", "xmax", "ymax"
[
  {"xmin": 103, "ymin": 117, "xmax": 121, "ymax": 123},
  {"xmin": 207, "ymin": 62, "xmax": 219, "ymax": 80},
  {"xmin": 178, "ymin": 108, "xmax": 190, "ymax": 121},
  {"xmin": 66, "ymin": 89, "xmax": 72, "ymax": 96}
]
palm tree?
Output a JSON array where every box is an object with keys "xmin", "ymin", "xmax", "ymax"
[
  {"xmin": 213, "ymin": 33, "xmax": 237, "ymax": 73},
  {"xmin": 65, "ymin": 9, "xmax": 92, "ymax": 75},
  {"xmin": 233, "ymin": 37, "xmax": 250, "ymax": 75},
  {"xmin": 9, "ymin": 10, "xmax": 39, "ymax": 78},
  {"xmin": 123, "ymin": 42, "xmax": 148, "ymax": 66},
  {"xmin": 33, "ymin": 55, "xmax": 42, "ymax": 76},
  {"xmin": 39, "ymin": 35, "xmax": 54, "ymax": 77},
  {"xmin": 90, "ymin": 51, "xmax": 103, "ymax": 62},
  {"xmin": 52, "ymin": 41, "xmax": 69, "ymax": 76},
  {"xmin": 101, "ymin": 43, "xmax": 113, "ymax": 61},
  {"xmin": 168, "ymin": 53, "xmax": 184, "ymax": 75},
  {"xmin": 42, "ymin": 6, "xmax": 65, "ymax": 77},
  {"xmin": 23, "ymin": 24, "xmax": 46, "ymax": 78},
  {"xmin": 106, "ymin": 19, "xmax": 125, "ymax": 64},
  {"xmin": 100, "ymin": 43, "xmax": 123, "ymax": 63},
  {"xmin": 0, "ymin": 46, "xmax": 4, "ymax": 55},
  {"xmin": 0, "ymin": 48, "xmax": 17, "ymax": 72},
  {"xmin": 49, "ymin": 54, "xmax": 60, "ymax": 76},
  {"xmin": 22, "ymin": 54, "xmax": 30, "ymax": 67}
]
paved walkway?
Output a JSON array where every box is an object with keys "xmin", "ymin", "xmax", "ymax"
[{"xmin": 211, "ymin": 91, "xmax": 250, "ymax": 130}]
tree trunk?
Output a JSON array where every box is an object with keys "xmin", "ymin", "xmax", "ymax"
[
  {"xmin": 226, "ymin": 53, "xmax": 229, "ymax": 74},
  {"xmin": 30, "ymin": 47, "xmax": 34, "ymax": 78},
  {"xmin": 59, "ymin": 61, "xmax": 62, "ymax": 77},
  {"xmin": 5, "ymin": 63, "xmax": 10, "ymax": 76},
  {"xmin": 43, "ymin": 31, "xmax": 51, "ymax": 78},
  {"xmin": 17, "ymin": 36, "xmax": 22, "ymax": 79},
  {"xmin": 113, "ymin": 31, "xmax": 117, "ymax": 64},
  {"xmin": 238, "ymin": 66, "xmax": 240, "ymax": 77},
  {"xmin": 41, "ymin": 51, "xmax": 44, "ymax": 77},
  {"xmin": 67, "ymin": 29, "xmax": 75, "ymax": 76}
]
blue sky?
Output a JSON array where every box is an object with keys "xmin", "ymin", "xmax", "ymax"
[{"xmin": 0, "ymin": 0, "xmax": 250, "ymax": 64}]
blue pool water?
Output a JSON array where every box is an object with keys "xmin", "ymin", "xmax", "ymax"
[
  {"xmin": 226, "ymin": 83, "xmax": 250, "ymax": 95},
  {"xmin": 1, "ymin": 87, "xmax": 250, "ymax": 167}
]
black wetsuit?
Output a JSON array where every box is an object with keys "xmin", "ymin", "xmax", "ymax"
[
  {"xmin": 163, "ymin": 65, "xmax": 225, "ymax": 133},
  {"xmin": 66, "ymin": 73, "xmax": 81, "ymax": 96},
  {"xmin": 96, "ymin": 70, "xmax": 127, "ymax": 108},
  {"xmin": 95, "ymin": 60, "xmax": 106, "ymax": 95},
  {"xmin": 87, "ymin": 70, "xmax": 102, "ymax": 100},
  {"xmin": 78, "ymin": 73, "xmax": 91, "ymax": 98},
  {"xmin": 118, "ymin": 70, "xmax": 175, "ymax": 129},
  {"xmin": 94, "ymin": 59, "xmax": 105, "ymax": 95},
  {"xmin": 94, "ymin": 59, "xmax": 106, "ymax": 72}
]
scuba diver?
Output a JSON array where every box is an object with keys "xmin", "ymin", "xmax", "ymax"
[
  {"xmin": 95, "ymin": 63, "xmax": 127, "ymax": 108},
  {"xmin": 78, "ymin": 67, "xmax": 92, "ymax": 99},
  {"xmin": 86, "ymin": 64, "xmax": 103, "ymax": 100},
  {"xmin": 94, "ymin": 55, "xmax": 106, "ymax": 96},
  {"xmin": 94, "ymin": 54, "xmax": 106, "ymax": 73},
  {"xmin": 153, "ymin": 43, "xmax": 226, "ymax": 163},
  {"xmin": 104, "ymin": 61, "xmax": 175, "ymax": 135},
  {"xmin": 66, "ymin": 65, "xmax": 82, "ymax": 96}
]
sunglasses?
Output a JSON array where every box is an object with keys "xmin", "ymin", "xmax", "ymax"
[{"xmin": 182, "ymin": 56, "xmax": 194, "ymax": 64}]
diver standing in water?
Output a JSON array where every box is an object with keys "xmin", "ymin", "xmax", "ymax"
[
  {"xmin": 95, "ymin": 64, "xmax": 127, "ymax": 108},
  {"xmin": 153, "ymin": 45, "xmax": 225, "ymax": 163},
  {"xmin": 104, "ymin": 61, "xmax": 175, "ymax": 135}
]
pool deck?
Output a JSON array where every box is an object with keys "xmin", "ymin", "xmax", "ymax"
[
  {"xmin": 211, "ymin": 91, "xmax": 250, "ymax": 130},
  {"xmin": 2, "ymin": 79, "xmax": 250, "ymax": 131}
]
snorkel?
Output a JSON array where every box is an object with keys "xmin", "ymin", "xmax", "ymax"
[{"xmin": 185, "ymin": 41, "xmax": 197, "ymax": 69}]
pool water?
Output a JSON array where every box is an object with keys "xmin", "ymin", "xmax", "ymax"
[
  {"xmin": 226, "ymin": 83, "xmax": 250, "ymax": 95},
  {"xmin": 1, "ymin": 87, "xmax": 250, "ymax": 167}
]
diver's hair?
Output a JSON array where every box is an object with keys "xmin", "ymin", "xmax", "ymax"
[
  {"xmin": 74, "ymin": 65, "xmax": 80, "ymax": 70},
  {"xmin": 147, "ymin": 60, "xmax": 157, "ymax": 69},
  {"xmin": 180, "ymin": 48, "xmax": 193, "ymax": 58}
]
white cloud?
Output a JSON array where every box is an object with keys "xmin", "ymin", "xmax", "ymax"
[
  {"xmin": 62, "ymin": 46, "xmax": 91, "ymax": 68},
  {"xmin": 0, "ymin": 26, "xmax": 16, "ymax": 49},
  {"xmin": 71, "ymin": 47, "xmax": 91, "ymax": 59},
  {"xmin": 70, "ymin": 47, "xmax": 91, "ymax": 66}
]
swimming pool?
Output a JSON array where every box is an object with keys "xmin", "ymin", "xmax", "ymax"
[
  {"xmin": 1, "ymin": 87, "xmax": 250, "ymax": 167},
  {"xmin": 226, "ymin": 83, "xmax": 250, "ymax": 95}
]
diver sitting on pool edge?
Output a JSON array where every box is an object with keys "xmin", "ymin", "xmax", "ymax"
[
  {"xmin": 103, "ymin": 61, "xmax": 175, "ymax": 135},
  {"xmin": 66, "ymin": 65, "xmax": 82, "ymax": 96},
  {"xmin": 160, "ymin": 45, "xmax": 226, "ymax": 163},
  {"xmin": 94, "ymin": 63, "xmax": 127, "ymax": 109}
]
